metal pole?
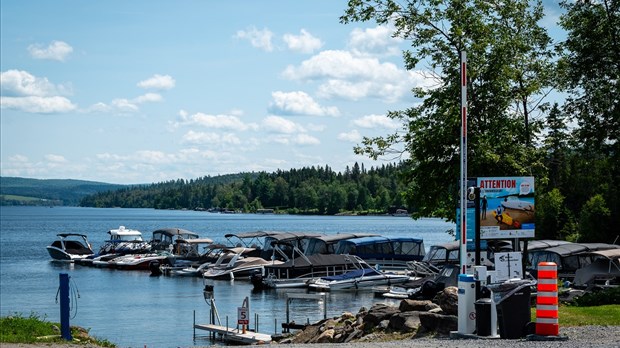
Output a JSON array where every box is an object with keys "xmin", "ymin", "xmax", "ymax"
[
  {"xmin": 474, "ymin": 187, "xmax": 481, "ymax": 299},
  {"xmin": 459, "ymin": 50, "xmax": 468, "ymax": 275},
  {"xmin": 59, "ymin": 273, "xmax": 72, "ymax": 341}
]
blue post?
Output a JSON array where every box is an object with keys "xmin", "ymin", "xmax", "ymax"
[{"xmin": 59, "ymin": 273, "xmax": 72, "ymax": 341}]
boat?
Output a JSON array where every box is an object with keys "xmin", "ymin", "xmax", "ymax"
[
  {"xmin": 307, "ymin": 260, "xmax": 411, "ymax": 291},
  {"xmin": 333, "ymin": 236, "xmax": 425, "ymax": 270},
  {"xmin": 501, "ymin": 196, "xmax": 534, "ymax": 211},
  {"xmin": 527, "ymin": 242, "xmax": 620, "ymax": 280},
  {"xmin": 109, "ymin": 251, "xmax": 176, "ymax": 271},
  {"xmin": 46, "ymin": 233, "xmax": 94, "ymax": 261},
  {"xmin": 251, "ymin": 233, "xmax": 380, "ymax": 289},
  {"xmin": 303, "ymin": 233, "xmax": 380, "ymax": 255},
  {"xmin": 77, "ymin": 226, "xmax": 150, "ymax": 266},
  {"xmin": 251, "ymin": 253, "xmax": 367, "ymax": 289},
  {"xmin": 573, "ymin": 249, "xmax": 620, "ymax": 290},
  {"xmin": 108, "ymin": 228, "xmax": 202, "ymax": 271},
  {"xmin": 224, "ymin": 230, "xmax": 324, "ymax": 261},
  {"xmin": 202, "ymin": 247, "xmax": 280, "ymax": 280}
]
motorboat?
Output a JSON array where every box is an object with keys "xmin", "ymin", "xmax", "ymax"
[
  {"xmin": 501, "ymin": 196, "xmax": 534, "ymax": 211},
  {"xmin": 98, "ymin": 226, "xmax": 150, "ymax": 255},
  {"xmin": 46, "ymin": 233, "xmax": 94, "ymax": 261},
  {"xmin": 573, "ymin": 249, "xmax": 620, "ymax": 290},
  {"xmin": 150, "ymin": 228, "xmax": 200, "ymax": 254},
  {"xmin": 202, "ymin": 247, "xmax": 281, "ymax": 280},
  {"xmin": 307, "ymin": 264, "xmax": 411, "ymax": 291},
  {"xmin": 224, "ymin": 230, "xmax": 324, "ymax": 261},
  {"xmin": 333, "ymin": 236, "xmax": 426, "ymax": 270},
  {"xmin": 77, "ymin": 226, "xmax": 150, "ymax": 266},
  {"xmin": 162, "ymin": 242, "xmax": 224, "ymax": 277},
  {"xmin": 109, "ymin": 251, "xmax": 176, "ymax": 271},
  {"xmin": 251, "ymin": 253, "xmax": 367, "ymax": 289},
  {"xmin": 527, "ymin": 242, "xmax": 620, "ymax": 280},
  {"xmin": 381, "ymin": 264, "xmax": 459, "ymax": 299},
  {"xmin": 303, "ymin": 233, "xmax": 380, "ymax": 255}
]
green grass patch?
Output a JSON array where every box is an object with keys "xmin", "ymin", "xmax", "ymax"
[
  {"xmin": 530, "ymin": 305, "xmax": 620, "ymax": 326},
  {"xmin": 0, "ymin": 313, "xmax": 115, "ymax": 347}
]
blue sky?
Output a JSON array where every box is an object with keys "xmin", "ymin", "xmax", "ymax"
[{"xmin": 1, "ymin": 1, "xmax": 565, "ymax": 185}]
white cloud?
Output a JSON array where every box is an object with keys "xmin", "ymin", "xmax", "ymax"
[
  {"xmin": 293, "ymin": 133, "xmax": 320, "ymax": 145},
  {"xmin": 0, "ymin": 70, "xmax": 76, "ymax": 113},
  {"xmin": 28, "ymin": 41, "xmax": 73, "ymax": 61},
  {"xmin": 235, "ymin": 26, "xmax": 274, "ymax": 52},
  {"xmin": 137, "ymin": 74, "xmax": 176, "ymax": 90},
  {"xmin": 101, "ymin": 93, "xmax": 162, "ymax": 113},
  {"xmin": 269, "ymin": 91, "xmax": 339, "ymax": 117},
  {"xmin": 338, "ymin": 129, "xmax": 362, "ymax": 142},
  {"xmin": 282, "ymin": 50, "xmax": 427, "ymax": 103},
  {"xmin": 1, "ymin": 70, "xmax": 70, "ymax": 97},
  {"xmin": 353, "ymin": 114, "xmax": 401, "ymax": 130},
  {"xmin": 1, "ymin": 96, "xmax": 76, "ymax": 113},
  {"xmin": 262, "ymin": 115, "xmax": 305, "ymax": 134},
  {"xmin": 44, "ymin": 154, "xmax": 68, "ymax": 163},
  {"xmin": 183, "ymin": 130, "xmax": 241, "ymax": 145},
  {"xmin": 283, "ymin": 29, "xmax": 323, "ymax": 54},
  {"xmin": 177, "ymin": 112, "xmax": 256, "ymax": 131},
  {"xmin": 348, "ymin": 25, "xmax": 402, "ymax": 57}
]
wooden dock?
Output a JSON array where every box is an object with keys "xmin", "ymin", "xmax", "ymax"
[{"xmin": 194, "ymin": 323, "xmax": 272, "ymax": 345}]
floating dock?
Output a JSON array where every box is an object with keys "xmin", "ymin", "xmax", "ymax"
[{"xmin": 194, "ymin": 323, "xmax": 272, "ymax": 345}]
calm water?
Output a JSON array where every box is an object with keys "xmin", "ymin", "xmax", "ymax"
[{"xmin": 0, "ymin": 206, "xmax": 454, "ymax": 347}]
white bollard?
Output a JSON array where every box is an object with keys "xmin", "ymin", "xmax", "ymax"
[{"xmin": 458, "ymin": 274, "xmax": 476, "ymax": 334}]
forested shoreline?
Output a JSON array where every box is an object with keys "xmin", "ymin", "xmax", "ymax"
[{"xmin": 79, "ymin": 163, "xmax": 409, "ymax": 216}]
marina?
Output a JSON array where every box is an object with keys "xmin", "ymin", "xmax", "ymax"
[{"xmin": 0, "ymin": 206, "xmax": 455, "ymax": 347}]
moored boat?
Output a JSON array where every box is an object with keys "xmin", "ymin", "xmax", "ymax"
[
  {"xmin": 307, "ymin": 263, "xmax": 411, "ymax": 291},
  {"xmin": 46, "ymin": 233, "xmax": 94, "ymax": 262}
]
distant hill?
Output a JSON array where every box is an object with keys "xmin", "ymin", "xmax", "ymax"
[{"xmin": 0, "ymin": 177, "xmax": 128, "ymax": 206}]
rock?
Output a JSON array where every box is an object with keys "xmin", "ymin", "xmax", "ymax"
[
  {"xmin": 379, "ymin": 319, "xmax": 390, "ymax": 330},
  {"xmin": 363, "ymin": 303, "xmax": 400, "ymax": 326},
  {"xmin": 433, "ymin": 286, "xmax": 458, "ymax": 315},
  {"xmin": 344, "ymin": 327, "xmax": 364, "ymax": 342},
  {"xmin": 389, "ymin": 311, "xmax": 421, "ymax": 332},
  {"xmin": 418, "ymin": 312, "xmax": 458, "ymax": 336},
  {"xmin": 291, "ymin": 324, "xmax": 322, "ymax": 344},
  {"xmin": 399, "ymin": 299, "xmax": 440, "ymax": 312},
  {"xmin": 313, "ymin": 328, "xmax": 335, "ymax": 343}
]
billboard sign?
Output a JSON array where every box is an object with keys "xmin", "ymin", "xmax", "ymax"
[{"xmin": 479, "ymin": 176, "xmax": 535, "ymax": 239}]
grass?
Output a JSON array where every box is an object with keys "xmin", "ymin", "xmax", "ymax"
[
  {"xmin": 0, "ymin": 313, "xmax": 115, "ymax": 347},
  {"xmin": 529, "ymin": 304, "xmax": 620, "ymax": 326}
]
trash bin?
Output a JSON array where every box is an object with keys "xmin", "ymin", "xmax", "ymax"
[
  {"xmin": 487, "ymin": 279, "xmax": 534, "ymax": 339},
  {"xmin": 475, "ymin": 298, "xmax": 492, "ymax": 336}
]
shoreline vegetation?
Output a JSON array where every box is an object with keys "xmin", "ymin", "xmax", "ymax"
[{"xmin": 0, "ymin": 313, "xmax": 115, "ymax": 347}]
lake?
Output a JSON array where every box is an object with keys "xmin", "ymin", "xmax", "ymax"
[{"xmin": 0, "ymin": 206, "xmax": 455, "ymax": 347}]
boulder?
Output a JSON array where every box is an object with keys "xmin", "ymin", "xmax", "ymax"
[
  {"xmin": 363, "ymin": 303, "xmax": 400, "ymax": 326},
  {"xmin": 389, "ymin": 311, "xmax": 421, "ymax": 332},
  {"xmin": 313, "ymin": 328, "xmax": 335, "ymax": 343},
  {"xmin": 418, "ymin": 312, "xmax": 458, "ymax": 336},
  {"xmin": 399, "ymin": 299, "xmax": 440, "ymax": 312},
  {"xmin": 433, "ymin": 286, "xmax": 458, "ymax": 315}
]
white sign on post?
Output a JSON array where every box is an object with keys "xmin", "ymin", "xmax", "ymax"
[
  {"xmin": 237, "ymin": 306, "xmax": 249, "ymax": 325},
  {"xmin": 494, "ymin": 252, "xmax": 523, "ymax": 281}
]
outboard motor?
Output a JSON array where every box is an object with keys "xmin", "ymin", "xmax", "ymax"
[
  {"xmin": 149, "ymin": 260, "xmax": 162, "ymax": 276},
  {"xmin": 250, "ymin": 270, "xmax": 264, "ymax": 290}
]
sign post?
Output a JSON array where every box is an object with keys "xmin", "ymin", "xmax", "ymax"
[
  {"xmin": 238, "ymin": 296, "xmax": 249, "ymax": 334},
  {"xmin": 459, "ymin": 50, "xmax": 468, "ymax": 275}
]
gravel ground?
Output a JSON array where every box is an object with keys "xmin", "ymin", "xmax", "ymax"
[{"xmin": 3, "ymin": 326, "xmax": 618, "ymax": 348}]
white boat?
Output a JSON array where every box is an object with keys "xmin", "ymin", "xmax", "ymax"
[
  {"xmin": 78, "ymin": 226, "xmax": 150, "ymax": 266},
  {"xmin": 109, "ymin": 251, "xmax": 175, "ymax": 270},
  {"xmin": 202, "ymin": 247, "xmax": 281, "ymax": 280},
  {"xmin": 46, "ymin": 233, "xmax": 94, "ymax": 261},
  {"xmin": 307, "ymin": 265, "xmax": 411, "ymax": 291}
]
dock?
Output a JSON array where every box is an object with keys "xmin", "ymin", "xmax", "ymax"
[{"xmin": 194, "ymin": 323, "xmax": 272, "ymax": 345}]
